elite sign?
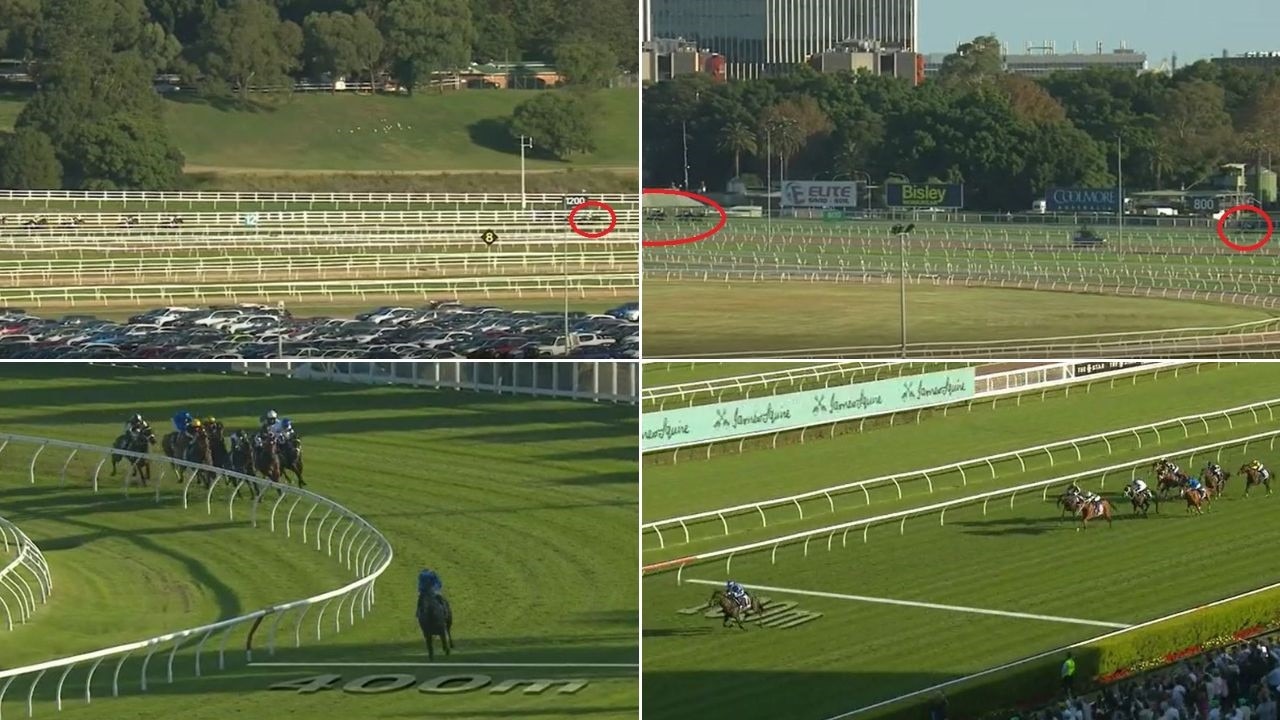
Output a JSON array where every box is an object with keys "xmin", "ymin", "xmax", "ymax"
[
  {"xmin": 781, "ymin": 181, "xmax": 859, "ymax": 208},
  {"xmin": 641, "ymin": 368, "xmax": 977, "ymax": 451},
  {"xmin": 886, "ymin": 183, "xmax": 964, "ymax": 208}
]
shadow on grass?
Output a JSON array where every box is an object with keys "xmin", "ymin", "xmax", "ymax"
[
  {"xmin": 164, "ymin": 92, "xmax": 279, "ymax": 114},
  {"xmin": 466, "ymin": 118, "xmax": 516, "ymax": 156}
]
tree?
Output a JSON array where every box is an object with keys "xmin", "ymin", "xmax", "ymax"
[
  {"xmin": 998, "ymin": 75, "xmax": 1066, "ymax": 126},
  {"xmin": 381, "ymin": 0, "xmax": 474, "ymax": 95},
  {"xmin": 0, "ymin": 0, "xmax": 42, "ymax": 73},
  {"xmin": 1158, "ymin": 79, "xmax": 1233, "ymax": 186},
  {"xmin": 938, "ymin": 34, "xmax": 1003, "ymax": 87},
  {"xmin": 197, "ymin": 0, "xmax": 302, "ymax": 97},
  {"xmin": 470, "ymin": 0, "xmax": 519, "ymax": 63},
  {"xmin": 552, "ymin": 41, "xmax": 615, "ymax": 88},
  {"xmin": 63, "ymin": 113, "xmax": 185, "ymax": 189},
  {"xmin": 717, "ymin": 121, "xmax": 756, "ymax": 178},
  {"xmin": 0, "ymin": 128, "xmax": 63, "ymax": 189},
  {"xmin": 508, "ymin": 92, "xmax": 596, "ymax": 160},
  {"xmin": 303, "ymin": 11, "xmax": 362, "ymax": 81},
  {"xmin": 1235, "ymin": 80, "xmax": 1280, "ymax": 166}
]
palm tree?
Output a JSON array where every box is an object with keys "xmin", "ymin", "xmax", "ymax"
[{"xmin": 718, "ymin": 122, "xmax": 757, "ymax": 179}]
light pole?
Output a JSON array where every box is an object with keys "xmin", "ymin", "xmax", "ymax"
[
  {"xmin": 519, "ymin": 135, "xmax": 533, "ymax": 209},
  {"xmin": 1116, "ymin": 135, "xmax": 1124, "ymax": 250},
  {"xmin": 891, "ymin": 223, "xmax": 915, "ymax": 356},
  {"xmin": 766, "ymin": 126, "xmax": 772, "ymax": 235},
  {"xmin": 682, "ymin": 119, "xmax": 690, "ymax": 190}
]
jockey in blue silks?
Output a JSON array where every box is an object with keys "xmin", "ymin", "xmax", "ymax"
[
  {"xmin": 1186, "ymin": 476, "xmax": 1204, "ymax": 495},
  {"xmin": 726, "ymin": 580, "xmax": 748, "ymax": 608},
  {"xmin": 173, "ymin": 410, "xmax": 194, "ymax": 434},
  {"xmin": 418, "ymin": 569, "xmax": 443, "ymax": 596}
]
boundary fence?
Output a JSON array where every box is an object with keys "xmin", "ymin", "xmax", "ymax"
[
  {"xmin": 0, "ymin": 516, "xmax": 52, "ymax": 632},
  {"xmin": 0, "ymin": 190, "xmax": 640, "ymax": 210},
  {"xmin": 641, "ymin": 362, "xmax": 947, "ymax": 409},
  {"xmin": 0, "ymin": 433, "xmax": 393, "ymax": 716},
  {"xmin": 642, "ymin": 429, "xmax": 1280, "ymax": 578},
  {"xmin": 642, "ymin": 394, "xmax": 1280, "ymax": 549}
]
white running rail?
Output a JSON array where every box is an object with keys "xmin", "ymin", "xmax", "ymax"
[
  {"xmin": 0, "ymin": 516, "xmax": 52, "ymax": 631},
  {"xmin": 641, "ymin": 362, "xmax": 931, "ymax": 408},
  {"xmin": 642, "ymin": 394, "xmax": 1280, "ymax": 549},
  {"xmin": 0, "ymin": 190, "xmax": 640, "ymax": 208},
  {"xmin": 642, "ymin": 429, "xmax": 1280, "ymax": 577},
  {"xmin": 0, "ymin": 433, "xmax": 393, "ymax": 717}
]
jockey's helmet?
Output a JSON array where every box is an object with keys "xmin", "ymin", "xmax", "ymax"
[
  {"xmin": 191, "ymin": 419, "xmax": 203, "ymax": 428},
  {"xmin": 267, "ymin": 410, "xmax": 279, "ymax": 421},
  {"xmin": 206, "ymin": 417, "xmax": 217, "ymax": 425},
  {"xmin": 131, "ymin": 413, "xmax": 142, "ymax": 422},
  {"xmin": 281, "ymin": 418, "xmax": 292, "ymax": 429}
]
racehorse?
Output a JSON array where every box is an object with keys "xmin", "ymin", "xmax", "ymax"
[
  {"xmin": 277, "ymin": 435, "xmax": 305, "ymax": 487},
  {"xmin": 1238, "ymin": 464, "xmax": 1273, "ymax": 498},
  {"xmin": 206, "ymin": 423, "xmax": 230, "ymax": 470},
  {"xmin": 254, "ymin": 432, "xmax": 283, "ymax": 489},
  {"xmin": 1180, "ymin": 486, "xmax": 1210, "ymax": 514},
  {"xmin": 708, "ymin": 589, "xmax": 767, "ymax": 630},
  {"xmin": 111, "ymin": 426, "xmax": 156, "ymax": 485},
  {"xmin": 161, "ymin": 431, "xmax": 191, "ymax": 483},
  {"xmin": 1202, "ymin": 467, "xmax": 1230, "ymax": 498},
  {"xmin": 1057, "ymin": 491, "xmax": 1086, "ymax": 519},
  {"xmin": 185, "ymin": 430, "xmax": 217, "ymax": 491},
  {"xmin": 416, "ymin": 591, "xmax": 453, "ymax": 661},
  {"xmin": 1078, "ymin": 498, "xmax": 1115, "ymax": 529},
  {"xmin": 1156, "ymin": 471, "xmax": 1188, "ymax": 499},
  {"xmin": 1123, "ymin": 486, "xmax": 1157, "ymax": 517}
]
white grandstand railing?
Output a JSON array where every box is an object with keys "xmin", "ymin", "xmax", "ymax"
[
  {"xmin": 642, "ymin": 394, "xmax": 1280, "ymax": 549},
  {"xmin": 642, "ymin": 429, "xmax": 1280, "ymax": 578},
  {"xmin": 0, "ymin": 252, "xmax": 638, "ymax": 285},
  {"xmin": 0, "ymin": 515, "xmax": 52, "ymax": 632},
  {"xmin": 641, "ymin": 362, "xmax": 924, "ymax": 408},
  {"xmin": 0, "ymin": 433, "xmax": 393, "ymax": 715},
  {"xmin": 0, "ymin": 273, "xmax": 638, "ymax": 306},
  {"xmin": 0, "ymin": 190, "xmax": 640, "ymax": 209}
]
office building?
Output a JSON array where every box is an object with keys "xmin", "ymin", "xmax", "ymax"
[
  {"xmin": 647, "ymin": 0, "xmax": 918, "ymax": 79},
  {"xmin": 1212, "ymin": 50, "xmax": 1280, "ymax": 70},
  {"xmin": 923, "ymin": 41, "xmax": 1148, "ymax": 79}
]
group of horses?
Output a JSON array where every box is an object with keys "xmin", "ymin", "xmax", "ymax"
[
  {"xmin": 110, "ymin": 421, "xmax": 305, "ymax": 497},
  {"xmin": 1057, "ymin": 461, "xmax": 1272, "ymax": 529}
]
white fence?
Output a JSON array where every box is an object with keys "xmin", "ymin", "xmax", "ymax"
[
  {"xmin": 642, "ymin": 394, "xmax": 1280, "ymax": 549},
  {"xmin": 0, "ymin": 208, "xmax": 641, "ymax": 230},
  {"xmin": 0, "ymin": 433, "xmax": 393, "ymax": 715},
  {"xmin": 642, "ymin": 429, "xmax": 1280, "ymax": 577},
  {"xmin": 0, "ymin": 516, "xmax": 52, "ymax": 631},
  {"xmin": 0, "ymin": 190, "xmax": 640, "ymax": 210},
  {"xmin": 201, "ymin": 361, "xmax": 639, "ymax": 405},
  {"xmin": 0, "ymin": 273, "xmax": 638, "ymax": 307}
]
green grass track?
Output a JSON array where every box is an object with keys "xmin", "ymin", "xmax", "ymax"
[{"xmin": 0, "ymin": 364, "xmax": 637, "ymax": 720}]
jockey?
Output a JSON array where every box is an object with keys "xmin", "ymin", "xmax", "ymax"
[
  {"xmin": 1065, "ymin": 482, "xmax": 1082, "ymax": 496},
  {"xmin": 1130, "ymin": 478, "xmax": 1148, "ymax": 496},
  {"xmin": 726, "ymin": 580, "xmax": 748, "ymax": 607},
  {"xmin": 278, "ymin": 418, "xmax": 297, "ymax": 442},
  {"xmin": 124, "ymin": 412, "xmax": 149, "ymax": 437},
  {"xmin": 1186, "ymin": 476, "xmax": 1204, "ymax": 495},
  {"xmin": 185, "ymin": 418, "xmax": 203, "ymax": 441},
  {"xmin": 1206, "ymin": 462, "xmax": 1223, "ymax": 479},
  {"xmin": 417, "ymin": 568, "xmax": 443, "ymax": 596},
  {"xmin": 260, "ymin": 410, "xmax": 281, "ymax": 433},
  {"xmin": 173, "ymin": 410, "xmax": 194, "ymax": 435},
  {"xmin": 203, "ymin": 417, "xmax": 224, "ymax": 437}
]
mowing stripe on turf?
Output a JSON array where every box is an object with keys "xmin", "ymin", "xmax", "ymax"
[
  {"xmin": 685, "ymin": 579, "xmax": 1132, "ymax": 629},
  {"xmin": 250, "ymin": 662, "xmax": 639, "ymax": 669}
]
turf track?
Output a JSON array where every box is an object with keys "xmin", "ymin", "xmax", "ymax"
[
  {"xmin": 642, "ymin": 362, "xmax": 1280, "ymax": 720},
  {"xmin": 642, "ymin": 218, "xmax": 1280, "ymax": 355},
  {"xmin": 0, "ymin": 364, "xmax": 637, "ymax": 720}
]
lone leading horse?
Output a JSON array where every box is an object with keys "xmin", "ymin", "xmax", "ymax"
[
  {"xmin": 1239, "ymin": 464, "xmax": 1273, "ymax": 498},
  {"xmin": 111, "ymin": 426, "xmax": 157, "ymax": 485},
  {"xmin": 708, "ymin": 589, "xmax": 767, "ymax": 630},
  {"xmin": 416, "ymin": 591, "xmax": 453, "ymax": 661}
]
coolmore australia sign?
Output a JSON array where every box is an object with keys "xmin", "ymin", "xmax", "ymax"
[
  {"xmin": 641, "ymin": 367, "xmax": 976, "ymax": 451},
  {"xmin": 886, "ymin": 183, "xmax": 964, "ymax": 208},
  {"xmin": 781, "ymin": 181, "xmax": 859, "ymax": 208},
  {"xmin": 1045, "ymin": 187, "xmax": 1120, "ymax": 213}
]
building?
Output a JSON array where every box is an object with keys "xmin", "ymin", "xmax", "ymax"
[
  {"xmin": 646, "ymin": 0, "xmax": 918, "ymax": 80},
  {"xmin": 923, "ymin": 41, "xmax": 1148, "ymax": 79},
  {"xmin": 641, "ymin": 38, "xmax": 727, "ymax": 83},
  {"xmin": 809, "ymin": 39, "xmax": 923, "ymax": 84},
  {"xmin": 1211, "ymin": 50, "xmax": 1280, "ymax": 70}
]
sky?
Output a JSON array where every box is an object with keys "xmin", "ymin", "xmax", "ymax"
[{"xmin": 919, "ymin": 0, "xmax": 1280, "ymax": 67}]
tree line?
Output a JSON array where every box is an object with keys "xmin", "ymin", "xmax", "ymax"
[
  {"xmin": 643, "ymin": 35, "xmax": 1280, "ymax": 210},
  {"xmin": 0, "ymin": 0, "xmax": 634, "ymax": 190}
]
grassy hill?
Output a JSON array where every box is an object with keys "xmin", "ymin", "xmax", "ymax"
[{"xmin": 0, "ymin": 88, "xmax": 638, "ymax": 190}]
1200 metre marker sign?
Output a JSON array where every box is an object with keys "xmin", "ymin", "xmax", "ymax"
[{"xmin": 270, "ymin": 674, "xmax": 589, "ymax": 696}]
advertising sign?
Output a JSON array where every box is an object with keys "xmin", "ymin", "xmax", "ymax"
[
  {"xmin": 1072, "ymin": 361, "xmax": 1147, "ymax": 378},
  {"xmin": 641, "ymin": 367, "xmax": 977, "ymax": 451},
  {"xmin": 886, "ymin": 183, "xmax": 964, "ymax": 208},
  {"xmin": 1045, "ymin": 187, "xmax": 1120, "ymax": 213},
  {"xmin": 781, "ymin": 181, "xmax": 859, "ymax": 208}
]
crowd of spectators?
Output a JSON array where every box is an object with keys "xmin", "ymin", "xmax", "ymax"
[{"xmin": 1010, "ymin": 635, "xmax": 1280, "ymax": 720}]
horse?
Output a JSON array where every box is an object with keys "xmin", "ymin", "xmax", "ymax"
[
  {"xmin": 1238, "ymin": 465, "xmax": 1273, "ymax": 498},
  {"xmin": 161, "ymin": 430, "xmax": 191, "ymax": 483},
  {"xmin": 1123, "ymin": 485, "xmax": 1157, "ymax": 517},
  {"xmin": 708, "ymin": 589, "xmax": 767, "ymax": 630},
  {"xmin": 1181, "ymin": 486, "xmax": 1210, "ymax": 515},
  {"xmin": 111, "ymin": 426, "xmax": 156, "ymax": 485},
  {"xmin": 1078, "ymin": 499, "xmax": 1115, "ymax": 529},
  {"xmin": 254, "ymin": 433, "xmax": 283, "ymax": 489},
  {"xmin": 206, "ymin": 423, "xmax": 230, "ymax": 470},
  {"xmin": 1057, "ymin": 491, "xmax": 1086, "ymax": 519},
  {"xmin": 1202, "ymin": 467, "xmax": 1230, "ymax": 498},
  {"xmin": 185, "ymin": 429, "xmax": 217, "ymax": 491},
  {"xmin": 1156, "ymin": 471, "xmax": 1187, "ymax": 499},
  {"xmin": 277, "ymin": 434, "xmax": 305, "ymax": 487},
  {"xmin": 416, "ymin": 591, "xmax": 453, "ymax": 661}
]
